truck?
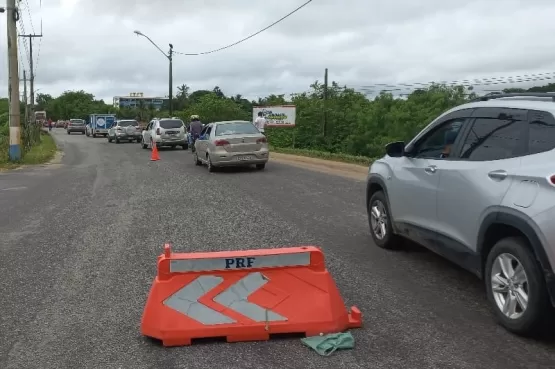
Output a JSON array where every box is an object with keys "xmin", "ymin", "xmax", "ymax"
[
  {"xmin": 34, "ymin": 111, "xmax": 47, "ymax": 126},
  {"xmin": 87, "ymin": 114, "xmax": 116, "ymax": 137}
]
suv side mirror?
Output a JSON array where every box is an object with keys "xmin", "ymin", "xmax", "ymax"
[{"xmin": 385, "ymin": 141, "xmax": 405, "ymax": 157}]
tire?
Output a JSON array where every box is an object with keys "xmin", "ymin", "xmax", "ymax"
[
  {"xmin": 108, "ymin": 136, "xmax": 112, "ymax": 143},
  {"xmin": 207, "ymin": 155, "xmax": 216, "ymax": 172},
  {"xmin": 367, "ymin": 191, "xmax": 402, "ymax": 249},
  {"xmin": 255, "ymin": 163, "xmax": 266, "ymax": 170},
  {"xmin": 193, "ymin": 151, "xmax": 202, "ymax": 166},
  {"xmin": 67, "ymin": 131, "xmax": 70, "ymax": 135},
  {"xmin": 92, "ymin": 133, "xmax": 96, "ymax": 138},
  {"xmin": 115, "ymin": 137, "xmax": 120, "ymax": 144},
  {"xmin": 137, "ymin": 139, "xmax": 141, "ymax": 143},
  {"xmin": 182, "ymin": 144, "xmax": 188, "ymax": 150},
  {"xmin": 82, "ymin": 132, "xmax": 85, "ymax": 135},
  {"xmin": 485, "ymin": 237, "xmax": 553, "ymax": 336},
  {"xmin": 141, "ymin": 138, "xmax": 148, "ymax": 149}
]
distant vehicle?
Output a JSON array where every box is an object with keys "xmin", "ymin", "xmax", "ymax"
[
  {"xmin": 55, "ymin": 120, "xmax": 65, "ymax": 128},
  {"xmin": 87, "ymin": 114, "xmax": 116, "ymax": 137},
  {"xmin": 366, "ymin": 92, "xmax": 555, "ymax": 337},
  {"xmin": 66, "ymin": 119, "xmax": 86, "ymax": 134},
  {"xmin": 141, "ymin": 118, "xmax": 188, "ymax": 150},
  {"xmin": 108, "ymin": 119, "xmax": 142, "ymax": 143},
  {"xmin": 35, "ymin": 111, "xmax": 46, "ymax": 126},
  {"xmin": 193, "ymin": 120, "xmax": 269, "ymax": 172}
]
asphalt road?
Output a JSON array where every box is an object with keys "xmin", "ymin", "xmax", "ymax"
[{"xmin": 1, "ymin": 129, "xmax": 554, "ymax": 369}]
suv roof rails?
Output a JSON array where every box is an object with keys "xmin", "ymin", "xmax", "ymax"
[{"xmin": 472, "ymin": 92, "xmax": 555, "ymax": 102}]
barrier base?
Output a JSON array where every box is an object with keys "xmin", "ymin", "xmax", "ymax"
[{"xmin": 144, "ymin": 306, "xmax": 362, "ymax": 347}]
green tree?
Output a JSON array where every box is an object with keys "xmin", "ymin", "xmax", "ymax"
[{"xmin": 22, "ymin": 81, "xmax": 555, "ymax": 160}]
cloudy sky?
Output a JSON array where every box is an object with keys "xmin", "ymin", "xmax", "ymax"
[{"xmin": 2, "ymin": 0, "xmax": 555, "ymax": 104}]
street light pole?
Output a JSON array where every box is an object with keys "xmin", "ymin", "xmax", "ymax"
[
  {"xmin": 134, "ymin": 30, "xmax": 173, "ymax": 115},
  {"xmin": 168, "ymin": 44, "xmax": 173, "ymax": 116}
]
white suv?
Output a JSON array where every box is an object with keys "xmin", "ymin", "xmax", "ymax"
[{"xmin": 141, "ymin": 118, "xmax": 188, "ymax": 150}]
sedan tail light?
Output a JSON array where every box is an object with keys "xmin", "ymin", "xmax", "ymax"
[
  {"xmin": 214, "ymin": 139, "xmax": 230, "ymax": 146},
  {"xmin": 257, "ymin": 137, "xmax": 267, "ymax": 144}
]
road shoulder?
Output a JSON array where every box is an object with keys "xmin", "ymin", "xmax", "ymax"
[
  {"xmin": 270, "ymin": 152, "xmax": 368, "ymax": 181},
  {"xmin": 0, "ymin": 131, "xmax": 60, "ymax": 172}
]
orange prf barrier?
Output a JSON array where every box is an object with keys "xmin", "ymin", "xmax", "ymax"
[{"xmin": 141, "ymin": 245, "xmax": 362, "ymax": 347}]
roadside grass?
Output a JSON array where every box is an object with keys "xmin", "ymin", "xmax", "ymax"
[
  {"xmin": 270, "ymin": 146, "xmax": 375, "ymax": 166},
  {"xmin": 0, "ymin": 131, "xmax": 58, "ymax": 170}
]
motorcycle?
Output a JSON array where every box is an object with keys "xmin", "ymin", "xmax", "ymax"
[{"xmin": 189, "ymin": 133, "xmax": 200, "ymax": 153}]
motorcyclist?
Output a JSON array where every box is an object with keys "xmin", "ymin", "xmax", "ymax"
[{"xmin": 189, "ymin": 115, "xmax": 203, "ymax": 151}]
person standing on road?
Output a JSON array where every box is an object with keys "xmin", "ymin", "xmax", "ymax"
[
  {"xmin": 254, "ymin": 112, "xmax": 266, "ymax": 135},
  {"xmin": 48, "ymin": 118, "xmax": 53, "ymax": 131},
  {"xmin": 189, "ymin": 115, "xmax": 203, "ymax": 152}
]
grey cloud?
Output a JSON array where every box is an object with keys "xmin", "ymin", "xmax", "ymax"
[{"xmin": 2, "ymin": 0, "xmax": 555, "ymax": 103}]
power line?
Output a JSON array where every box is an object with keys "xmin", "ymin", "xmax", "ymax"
[
  {"xmin": 22, "ymin": 0, "xmax": 35, "ymax": 34},
  {"xmin": 34, "ymin": 37, "xmax": 42, "ymax": 77},
  {"xmin": 17, "ymin": 20, "xmax": 31, "ymax": 69},
  {"xmin": 174, "ymin": 0, "xmax": 312, "ymax": 56},
  {"xmin": 355, "ymin": 72, "xmax": 555, "ymax": 91},
  {"xmin": 356, "ymin": 75, "xmax": 555, "ymax": 97}
]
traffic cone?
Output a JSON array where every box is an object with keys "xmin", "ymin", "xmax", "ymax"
[{"xmin": 151, "ymin": 142, "xmax": 160, "ymax": 161}]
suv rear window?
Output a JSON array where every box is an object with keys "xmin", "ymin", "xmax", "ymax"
[
  {"xmin": 119, "ymin": 120, "xmax": 138, "ymax": 127},
  {"xmin": 215, "ymin": 122, "xmax": 259, "ymax": 136},
  {"xmin": 160, "ymin": 120, "xmax": 183, "ymax": 129},
  {"xmin": 528, "ymin": 110, "xmax": 555, "ymax": 155}
]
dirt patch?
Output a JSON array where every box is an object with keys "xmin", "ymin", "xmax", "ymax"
[{"xmin": 270, "ymin": 152, "xmax": 368, "ymax": 181}]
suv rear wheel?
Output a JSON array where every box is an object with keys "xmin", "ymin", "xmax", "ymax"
[
  {"xmin": 485, "ymin": 237, "xmax": 553, "ymax": 335},
  {"xmin": 368, "ymin": 191, "xmax": 401, "ymax": 249}
]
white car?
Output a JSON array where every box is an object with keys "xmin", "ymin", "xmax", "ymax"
[
  {"xmin": 107, "ymin": 119, "xmax": 142, "ymax": 143},
  {"xmin": 141, "ymin": 118, "xmax": 188, "ymax": 150}
]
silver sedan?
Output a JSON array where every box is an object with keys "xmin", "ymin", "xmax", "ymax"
[{"xmin": 193, "ymin": 120, "xmax": 269, "ymax": 172}]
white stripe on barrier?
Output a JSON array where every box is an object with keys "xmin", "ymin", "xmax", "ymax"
[
  {"xmin": 164, "ymin": 273, "xmax": 287, "ymax": 325},
  {"xmin": 169, "ymin": 252, "xmax": 311, "ymax": 273}
]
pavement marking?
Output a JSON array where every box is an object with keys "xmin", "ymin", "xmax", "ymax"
[{"xmin": 1, "ymin": 186, "xmax": 28, "ymax": 191}]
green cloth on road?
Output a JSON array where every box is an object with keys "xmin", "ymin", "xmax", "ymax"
[{"xmin": 301, "ymin": 332, "xmax": 355, "ymax": 356}]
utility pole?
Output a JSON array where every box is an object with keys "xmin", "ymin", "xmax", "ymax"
[
  {"xmin": 133, "ymin": 31, "xmax": 174, "ymax": 116},
  {"xmin": 323, "ymin": 68, "xmax": 328, "ymax": 137},
  {"xmin": 168, "ymin": 44, "xmax": 173, "ymax": 116},
  {"xmin": 19, "ymin": 33, "xmax": 42, "ymax": 119},
  {"xmin": 23, "ymin": 70, "xmax": 28, "ymax": 125},
  {"xmin": 6, "ymin": 0, "xmax": 21, "ymax": 160}
]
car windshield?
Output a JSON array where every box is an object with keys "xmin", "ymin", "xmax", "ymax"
[
  {"xmin": 119, "ymin": 120, "xmax": 138, "ymax": 127},
  {"xmin": 160, "ymin": 120, "xmax": 183, "ymax": 129},
  {"xmin": 70, "ymin": 119, "xmax": 84, "ymax": 125},
  {"xmin": 215, "ymin": 122, "xmax": 259, "ymax": 136}
]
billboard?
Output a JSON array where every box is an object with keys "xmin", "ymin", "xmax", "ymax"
[{"xmin": 252, "ymin": 105, "xmax": 296, "ymax": 127}]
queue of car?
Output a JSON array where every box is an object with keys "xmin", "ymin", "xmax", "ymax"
[{"xmin": 61, "ymin": 116, "xmax": 270, "ymax": 172}]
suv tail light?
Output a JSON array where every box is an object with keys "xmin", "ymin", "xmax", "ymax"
[
  {"xmin": 214, "ymin": 139, "xmax": 230, "ymax": 146},
  {"xmin": 257, "ymin": 137, "xmax": 267, "ymax": 144},
  {"xmin": 156, "ymin": 128, "xmax": 161, "ymax": 135},
  {"xmin": 549, "ymin": 175, "xmax": 555, "ymax": 185},
  {"xmin": 116, "ymin": 127, "xmax": 122, "ymax": 131}
]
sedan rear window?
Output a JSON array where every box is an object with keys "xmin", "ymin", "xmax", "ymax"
[
  {"xmin": 215, "ymin": 122, "xmax": 259, "ymax": 136},
  {"xmin": 160, "ymin": 120, "xmax": 183, "ymax": 129},
  {"xmin": 119, "ymin": 120, "xmax": 139, "ymax": 127},
  {"xmin": 70, "ymin": 119, "xmax": 84, "ymax": 125}
]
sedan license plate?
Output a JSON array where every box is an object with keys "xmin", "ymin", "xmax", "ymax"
[{"xmin": 236, "ymin": 155, "xmax": 251, "ymax": 161}]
